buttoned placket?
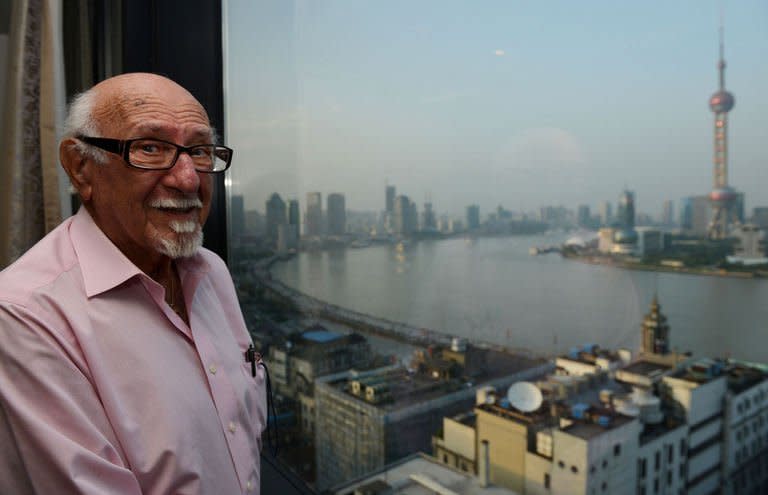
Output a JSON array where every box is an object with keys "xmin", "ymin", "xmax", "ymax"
[{"xmin": 176, "ymin": 267, "xmax": 258, "ymax": 492}]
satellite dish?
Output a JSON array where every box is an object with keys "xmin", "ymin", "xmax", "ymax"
[{"xmin": 507, "ymin": 382, "xmax": 543, "ymax": 413}]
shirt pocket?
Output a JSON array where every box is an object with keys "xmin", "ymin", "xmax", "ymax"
[{"xmin": 240, "ymin": 359, "xmax": 267, "ymax": 438}]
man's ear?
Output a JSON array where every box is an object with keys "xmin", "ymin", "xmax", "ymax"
[{"xmin": 60, "ymin": 138, "xmax": 94, "ymax": 202}]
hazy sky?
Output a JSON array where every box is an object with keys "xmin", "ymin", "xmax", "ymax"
[{"xmin": 224, "ymin": 0, "xmax": 767, "ymax": 219}]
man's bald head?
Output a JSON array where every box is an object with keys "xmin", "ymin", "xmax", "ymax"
[
  {"xmin": 63, "ymin": 74, "xmax": 213, "ymax": 163},
  {"xmin": 59, "ymin": 73, "xmax": 217, "ymax": 270}
]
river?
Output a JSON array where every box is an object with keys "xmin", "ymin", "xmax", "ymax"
[{"xmin": 270, "ymin": 235, "xmax": 768, "ymax": 363}]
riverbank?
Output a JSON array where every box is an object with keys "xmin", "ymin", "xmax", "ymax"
[
  {"xmin": 255, "ymin": 253, "xmax": 547, "ymax": 359},
  {"xmin": 563, "ymin": 252, "xmax": 767, "ymax": 279}
]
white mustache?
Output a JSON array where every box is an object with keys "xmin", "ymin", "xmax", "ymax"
[{"xmin": 150, "ymin": 198, "xmax": 203, "ymax": 209}]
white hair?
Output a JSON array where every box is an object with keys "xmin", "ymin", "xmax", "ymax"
[
  {"xmin": 63, "ymin": 83, "xmax": 218, "ymax": 165},
  {"xmin": 63, "ymin": 90, "xmax": 108, "ymax": 164}
]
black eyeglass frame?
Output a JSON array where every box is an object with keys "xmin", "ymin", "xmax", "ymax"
[{"xmin": 77, "ymin": 135, "xmax": 234, "ymax": 173}]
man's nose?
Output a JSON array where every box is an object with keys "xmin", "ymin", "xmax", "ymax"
[{"xmin": 165, "ymin": 152, "xmax": 201, "ymax": 191}]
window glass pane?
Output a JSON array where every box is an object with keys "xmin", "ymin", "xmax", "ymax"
[{"xmin": 223, "ymin": 1, "xmax": 768, "ymax": 492}]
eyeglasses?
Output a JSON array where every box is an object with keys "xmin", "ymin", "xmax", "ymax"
[{"xmin": 77, "ymin": 136, "xmax": 233, "ymax": 173}]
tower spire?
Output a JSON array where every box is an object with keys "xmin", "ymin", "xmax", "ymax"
[
  {"xmin": 718, "ymin": 12, "xmax": 726, "ymax": 90},
  {"xmin": 707, "ymin": 13, "xmax": 738, "ymax": 240}
]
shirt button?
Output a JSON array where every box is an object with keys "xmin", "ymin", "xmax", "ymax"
[
  {"xmin": 246, "ymin": 480, "xmax": 253, "ymax": 491},
  {"xmin": 229, "ymin": 421, "xmax": 237, "ymax": 433},
  {"xmin": 209, "ymin": 364, "xmax": 217, "ymax": 374}
]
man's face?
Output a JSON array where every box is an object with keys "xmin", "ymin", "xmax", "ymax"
[{"xmin": 84, "ymin": 76, "xmax": 214, "ymax": 269}]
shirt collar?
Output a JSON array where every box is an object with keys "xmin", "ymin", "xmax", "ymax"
[{"xmin": 70, "ymin": 208, "xmax": 210, "ymax": 298}]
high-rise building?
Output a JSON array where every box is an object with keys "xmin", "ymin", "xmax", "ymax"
[
  {"xmin": 393, "ymin": 195, "xmax": 417, "ymax": 235},
  {"xmin": 577, "ymin": 205, "xmax": 591, "ymax": 228},
  {"xmin": 733, "ymin": 192, "xmax": 745, "ymax": 224},
  {"xmin": 466, "ymin": 205, "xmax": 480, "ymax": 230},
  {"xmin": 661, "ymin": 200, "xmax": 674, "ymax": 226},
  {"xmin": 314, "ymin": 343, "xmax": 548, "ymax": 490},
  {"xmin": 616, "ymin": 190, "xmax": 635, "ymax": 230},
  {"xmin": 243, "ymin": 209, "xmax": 264, "ymax": 236},
  {"xmin": 305, "ymin": 192, "xmax": 323, "ymax": 237},
  {"xmin": 288, "ymin": 199, "xmax": 300, "ymax": 227},
  {"xmin": 599, "ymin": 201, "xmax": 613, "ymax": 227},
  {"xmin": 265, "ymin": 326, "xmax": 372, "ymax": 434},
  {"xmin": 753, "ymin": 207, "xmax": 768, "ymax": 230},
  {"xmin": 265, "ymin": 193, "xmax": 287, "ymax": 243},
  {"xmin": 680, "ymin": 196, "xmax": 710, "ymax": 236},
  {"xmin": 386, "ymin": 185, "xmax": 396, "ymax": 214},
  {"xmin": 707, "ymin": 24, "xmax": 740, "ymax": 239},
  {"xmin": 422, "ymin": 201, "xmax": 437, "ymax": 231},
  {"xmin": 539, "ymin": 205, "xmax": 568, "ymax": 227},
  {"xmin": 635, "ymin": 227, "xmax": 664, "ymax": 257},
  {"xmin": 327, "ymin": 193, "xmax": 346, "ymax": 236}
]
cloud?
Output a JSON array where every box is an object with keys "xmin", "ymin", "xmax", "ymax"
[{"xmin": 494, "ymin": 49, "xmax": 505, "ymax": 56}]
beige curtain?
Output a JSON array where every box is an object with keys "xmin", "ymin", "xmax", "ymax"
[{"xmin": 0, "ymin": 0, "xmax": 65, "ymax": 268}]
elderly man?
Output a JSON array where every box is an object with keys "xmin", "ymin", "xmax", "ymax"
[{"xmin": 0, "ymin": 73, "xmax": 266, "ymax": 494}]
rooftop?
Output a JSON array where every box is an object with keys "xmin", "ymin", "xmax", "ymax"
[
  {"xmin": 639, "ymin": 417, "xmax": 686, "ymax": 446},
  {"xmin": 559, "ymin": 344, "xmax": 624, "ymax": 365},
  {"xmin": 302, "ymin": 328, "xmax": 342, "ymax": 343},
  {"xmin": 452, "ymin": 411, "xmax": 477, "ymax": 428},
  {"xmin": 726, "ymin": 360, "xmax": 768, "ymax": 394},
  {"xmin": 325, "ymin": 346, "xmax": 543, "ymax": 411},
  {"xmin": 561, "ymin": 409, "xmax": 635, "ymax": 440},
  {"xmin": 622, "ymin": 359, "xmax": 673, "ymax": 377},
  {"xmin": 668, "ymin": 358, "xmax": 726, "ymax": 385},
  {"xmin": 332, "ymin": 453, "xmax": 519, "ymax": 495}
]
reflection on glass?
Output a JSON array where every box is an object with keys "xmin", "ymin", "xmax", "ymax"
[{"xmin": 224, "ymin": 1, "xmax": 768, "ymax": 492}]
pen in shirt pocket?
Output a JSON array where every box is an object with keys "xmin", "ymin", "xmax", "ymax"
[{"xmin": 244, "ymin": 344, "xmax": 260, "ymax": 377}]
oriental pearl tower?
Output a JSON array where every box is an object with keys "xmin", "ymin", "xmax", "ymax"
[{"xmin": 707, "ymin": 23, "xmax": 739, "ymax": 239}]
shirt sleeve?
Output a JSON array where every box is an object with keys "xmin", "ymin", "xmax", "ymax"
[{"xmin": 0, "ymin": 303, "xmax": 143, "ymax": 495}]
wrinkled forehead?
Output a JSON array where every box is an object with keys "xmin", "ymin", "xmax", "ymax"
[{"xmin": 93, "ymin": 84, "xmax": 213, "ymax": 140}]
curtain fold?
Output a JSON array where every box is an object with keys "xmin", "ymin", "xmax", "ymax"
[{"xmin": 0, "ymin": 0, "xmax": 65, "ymax": 268}]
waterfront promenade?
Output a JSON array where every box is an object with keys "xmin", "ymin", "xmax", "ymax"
[{"xmin": 252, "ymin": 255, "xmax": 545, "ymax": 359}]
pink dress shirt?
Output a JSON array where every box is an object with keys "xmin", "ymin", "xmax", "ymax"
[{"xmin": 0, "ymin": 208, "xmax": 266, "ymax": 494}]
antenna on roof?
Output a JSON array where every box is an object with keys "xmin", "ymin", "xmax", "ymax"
[{"xmin": 507, "ymin": 382, "xmax": 543, "ymax": 413}]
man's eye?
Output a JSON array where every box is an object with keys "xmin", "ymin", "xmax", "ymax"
[
  {"xmin": 190, "ymin": 147, "xmax": 212, "ymax": 158},
  {"xmin": 141, "ymin": 144, "xmax": 160, "ymax": 153}
]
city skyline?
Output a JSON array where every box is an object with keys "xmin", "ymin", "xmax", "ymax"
[{"xmin": 225, "ymin": 0, "xmax": 768, "ymax": 217}]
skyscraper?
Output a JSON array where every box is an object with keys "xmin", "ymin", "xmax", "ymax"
[
  {"xmin": 707, "ymin": 24, "xmax": 739, "ymax": 239},
  {"xmin": 661, "ymin": 200, "xmax": 675, "ymax": 227},
  {"xmin": 599, "ymin": 201, "xmax": 613, "ymax": 227},
  {"xmin": 680, "ymin": 196, "xmax": 711, "ymax": 236},
  {"xmin": 466, "ymin": 205, "xmax": 480, "ymax": 230},
  {"xmin": 616, "ymin": 190, "xmax": 635, "ymax": 230},
  {"xmin": 385, "ymin": 185, "xmax": 395, "ymax": 214},
  {"xmin": 286, "ymin": 199, "xmax": 300, "ymax": 250},
  {"xmin": 393, "ymin": 195, "xmax": 416, "ymax": 235},
  {"xmin": 327, "ymin": 193, "xmax": 346, "ymax": 236},
  {"xmin": 753, "ymin": 207, "xmax": 768, "ymax": 230},
  {"xmin": 577, "ymin": 204, "xmax": 591, "ymax": 228},
  {"xmin": 422, "ymin": 201, "xmax": 436, "ymax": 231},
  {"xmin": 305, "ymin": 192, "xmax": 323, "ymax": 237},
  {"xmin": 265, "ymin": 193, "xmax": 287, "ymax": 243},
  {"xmin": 288, "ymin": 199, "xmax": 300, "ymax": 227}
]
